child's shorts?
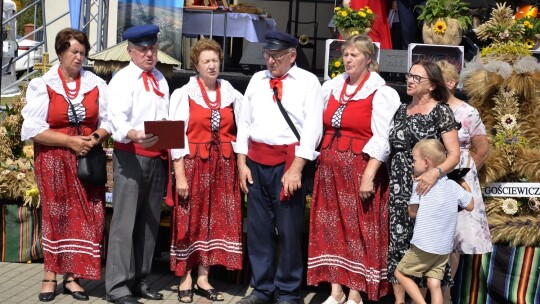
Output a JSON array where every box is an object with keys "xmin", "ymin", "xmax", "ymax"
[{"xmin": 397, "ymin": 245, "xmax": 449, "ymax": 280}]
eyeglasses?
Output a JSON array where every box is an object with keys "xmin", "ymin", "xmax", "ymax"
[
  {"xmin": 262, "ymin": 50, "xmax": 292, "ymax": 61},
  {"xmin": 405, "ymin": 72, "xmax": 429, "ymax": 84}
]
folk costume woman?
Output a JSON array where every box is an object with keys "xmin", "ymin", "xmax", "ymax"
[
  {"xmin": 21, "ymin": 28, "xmax": 110, "ymax": 302},
  {"xmin": 168, "ymin": 39, "xmax": 243, "ymax": 303},
  {"xmin": 307, "ymin": 35, "xmax": 400, "ymax": 304}
]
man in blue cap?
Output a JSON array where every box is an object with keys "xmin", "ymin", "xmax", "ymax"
[
  {"xmin": 105, "ymin": 24, "xmax": 169, "ymax": 304},
  {"xmin": 234, "ymin": 30, "xmax": 324, "ymax": 304}
]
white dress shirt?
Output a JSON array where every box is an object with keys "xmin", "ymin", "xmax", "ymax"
[
  {"xmin": 169, "ymin": 76, "xmax": 243, "ymax": 159},
  {"xmin": 321, "ymin": 72, "xmax": 401, "ymax": 162},
  {"xmin": 234, "ymin": 65, "xmax": 324, "ymax": 161},
  {"xmin": 107, "ymin": 62, "xmax": 170, "ymax": 143},
  {"xmin": 21, "ymin": 64, "xmax": 110, "ymax": 141}
]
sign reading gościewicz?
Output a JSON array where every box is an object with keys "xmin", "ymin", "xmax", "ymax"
[{"xmin": 483, "ymin": 182, "xmax": 540, "ymax": 197}]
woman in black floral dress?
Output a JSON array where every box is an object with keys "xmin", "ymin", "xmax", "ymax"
[{"xmin": 387, "ymin": 60, "xmax": 460, "ymax": 304}]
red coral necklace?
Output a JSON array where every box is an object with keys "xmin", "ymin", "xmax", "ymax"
[
  {"xmin": 338, "ymin": 72, "xmax": 370, "ymax": 105},
  {"xmin": 58, "ymin": 69, "xmax": 81, "ymax": 99},
  {"xmin": 197, "ymin": 77, "xmax": 221, "ymax": 110}
]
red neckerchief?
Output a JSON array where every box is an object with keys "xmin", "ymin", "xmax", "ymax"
[
  {"xmin": 142, "ymin": 70, "xmax": 165, "ymax": 97},
  {"xmin": 269, "ymin": 74, "xmax": 288, "ymax": 102}
]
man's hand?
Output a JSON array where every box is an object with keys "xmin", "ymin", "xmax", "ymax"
[
  {"xmin": 281, "ymin": 157, "xmax": 307, "ymax": 198},
  {"xmin": 281, "ymin": 167, "xmax": 302, "ymax": 198},
  {"xmin": 128, "ymin": 130, "xmax": 158, "ymax": 148},
  {"xmin": 237, "ymin": 154, "xmax": 253, "ymax": 193}
]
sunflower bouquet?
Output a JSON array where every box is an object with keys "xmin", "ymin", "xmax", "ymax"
[
  {"xmin": 333, "ymin": 6, "xmax": 375, "ymax": 35},
  {"xmin": 514, "ymin": 16, "xmax": 540, "ymax": 48},
  {"xmin": 329, "ymin": 56, "xmax": 345, "ymax": 79},
  {"xmin": 416, "ymin": 0, "xmax": 472, "ymax": 30}
]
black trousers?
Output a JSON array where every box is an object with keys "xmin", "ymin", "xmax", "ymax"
[{"xmin": 246, "ymin": 158, "xmax": 305, "ymax": 304}]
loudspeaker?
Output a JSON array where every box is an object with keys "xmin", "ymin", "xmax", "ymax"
[{"xmin": 239, "ymin": 42, "xmax": 310, "ymax": 75}]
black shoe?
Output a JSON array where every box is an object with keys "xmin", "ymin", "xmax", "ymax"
[
  {"xmin": 195, "ymin": 283, "xmax": 224, "ymax": 301},
  {"xmin": 236, "ymin": 294, "xmax": 269, "ymax": 304},
  {"xmin": 63, "ymin": 278, "xmax": 89, "ymax": 301},
  {"xmin": 38, "ymin": 279, "xmax": 57, "ymax": 302},
  {"xmin": 178, "ymin": 289, "xmax": 194, "ymax": 303},
  {"xmin": 133, "ymin": 288, "xmax": 163, "ymax": 300},
  {"xmin": 112, "ymin": 295, "xmax": 142, "ymax": 304}
]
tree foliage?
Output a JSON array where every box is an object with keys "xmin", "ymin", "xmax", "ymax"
[{"xmin": 16, "ymin": 0, "xmax": 43, "ymax": 37}]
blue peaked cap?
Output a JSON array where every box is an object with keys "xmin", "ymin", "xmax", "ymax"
[
  {"xmin": 122, "ymin": 24, "xmax": 160, "ymax": 46},
  {"xmin": 264, "ymin": 30, "xmax": 299, "ymax": 50}
]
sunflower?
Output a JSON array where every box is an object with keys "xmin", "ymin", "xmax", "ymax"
[
  {"xmin": 350, "ymin": 30, "xmax": 360, "ymax": 35},
  {"xmin": 341, "ymin": 10, "xmax": 347, "ymax": 17},
  {"xmin": 501, "ymin": 198, "xmax": 519, "ymax": 215},
  {"xmin": 329, "ymin": 57, "xmax": 345, "ymax": 78},
  {"xmin": 433, "ymin": 20, "xmax": 447, "ymax": 35},
  {"xmin": 358, "ymin": 11, "xmax": 366, "ymax": 17},
  {"xmin": 525, "ymin": 39, "xmax": 535, "ymax": 49}
]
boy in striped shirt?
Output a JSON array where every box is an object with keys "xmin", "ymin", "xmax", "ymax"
[{"xmin": 394, "ymin": 139, "xmax": 474, "ymax": 304}]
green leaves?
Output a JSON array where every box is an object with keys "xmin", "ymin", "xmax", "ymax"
[{"xmin": 416, "ymin": 0, "xmax": 472, "ymax": 30}]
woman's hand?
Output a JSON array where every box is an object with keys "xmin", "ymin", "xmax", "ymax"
[
  {"xmin": 176, "ymin": 174, "xmax": 189, "ymax": 199},
  {"xmin": 68, "ymin": 135, "xmax": 94, "ymax": 156},
  {"xmin": 359, "ymin": 177, "xmax": 375, "ymax": 201},
  {"xmin": 415, "ymin": 168, "xmax": 440, "ymax": 196}
]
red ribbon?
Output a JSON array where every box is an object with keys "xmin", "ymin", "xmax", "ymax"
[
  {"xmin": 142, "ymin": 71, "xmax": 165, "ymax": 97},
  {"xmin": 269, "ymin": 74, "xmax": 288, "ymax": 102}
]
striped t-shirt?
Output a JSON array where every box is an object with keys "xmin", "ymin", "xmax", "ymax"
[{"xmin": 409, "ymin": 176, "xmax": 472, "ymax": 254}]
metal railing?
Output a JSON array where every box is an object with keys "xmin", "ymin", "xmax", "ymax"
[{"xmin": 1, "ymin": 0, "xmax": 69, "ymax": 95}]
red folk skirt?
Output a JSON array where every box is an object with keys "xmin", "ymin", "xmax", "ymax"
[
  {"xmin": 170, "ymin": 143, "xmax": 242, "ymax": 276},
  {"xmin": 307, "ymin": 140, "xmax": 391, "ymax": 300},
  {"xmin": 34, "ymin": 138, "xmax": 105, "ymax": 280}
]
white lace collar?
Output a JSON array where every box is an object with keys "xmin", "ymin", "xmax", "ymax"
[
  {"xmin": 185, "ymin": 76, "xmax": 236, "ymax": 108},
  {"xmin": 329, "ymin": 72, "xmax": 386, "ymax": 101},
  {"xmin": 42, "ymin": 64, "xmax": 102, "ymax": 98}
]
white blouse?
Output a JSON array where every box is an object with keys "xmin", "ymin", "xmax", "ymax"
[
  {"xmin": 168, "ymin": 76, "xmax": 243, "ymax": 159},
  {"xmin": 21, "ymin": 64, "xmax": 110, "ymax": 141},
  {"xmin": 321, "ymin": 72, "xmax": 401, "ymax": 162}
]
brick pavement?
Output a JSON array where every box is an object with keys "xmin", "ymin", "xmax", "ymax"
[{"xmin": 0, "ymin": 261, "xmax": 395, "ymax": 304}]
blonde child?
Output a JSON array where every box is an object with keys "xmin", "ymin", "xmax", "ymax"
[{"xmin": 394, "ymin": 139, "xmax": 474, "ymax": 304}]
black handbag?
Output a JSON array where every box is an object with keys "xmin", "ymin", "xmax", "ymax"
[
  {"xmin": 273, "ymin": 87, "xmax": 316, "ymax": 194},
  {"xmin": 65, "ymin": 97, "xmax": 107, "ymax": 185}
]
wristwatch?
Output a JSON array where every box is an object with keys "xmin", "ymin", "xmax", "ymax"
[{"xmin": 91, "ymin": 133, "xmax": 100, "ymax": 141}]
